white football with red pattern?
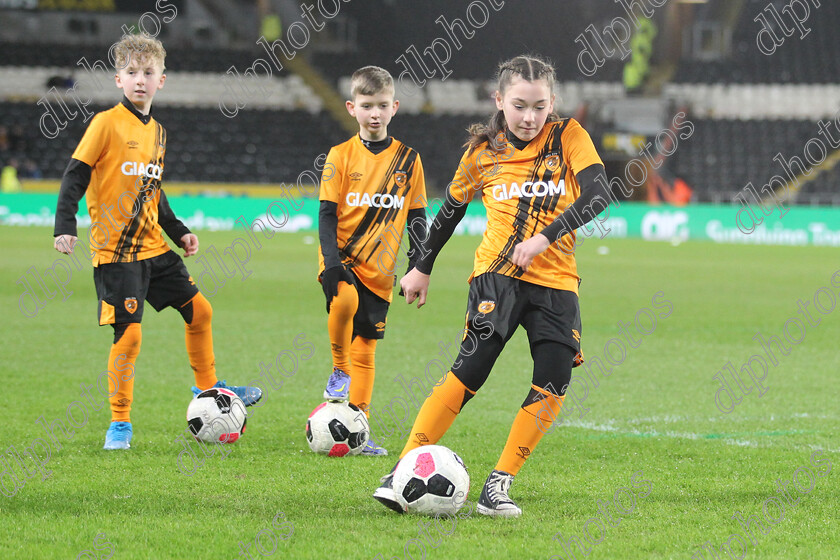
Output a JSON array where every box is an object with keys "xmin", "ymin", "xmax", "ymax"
[{"xmin": 306, "ymin": 402, "xmax": 369, "ymax": 456}]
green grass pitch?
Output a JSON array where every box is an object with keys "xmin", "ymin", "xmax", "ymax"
[{"xmin": 0, "ymin": 225, "xmax": 837, "ymax": 559}]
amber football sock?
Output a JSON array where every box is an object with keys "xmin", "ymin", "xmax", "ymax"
[
  {"xmin": 495, "ymin": 384, "xmax": 565, "ymax": 476},
  {"xmin": 349, "ymin": 336, "xmax": 377, "ymax": 415},
  {"xmin": 327, "ymin": 281, "xmax": 359, "ymax": 374},
  {"xmin": 107, "ymin": 323, "xmax": 142, "ymax": 423},
  {"xmin": 182, "ymin": 293, "xmax": 218, "ymax": 390},
  {"xmin": 399, "ymin": 372, "xmax": 475, "ymax": 459}
]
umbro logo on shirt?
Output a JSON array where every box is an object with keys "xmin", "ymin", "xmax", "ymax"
[
  {"xmin": 349, "ymin": 172, "xmax": 363, "ymax": 181},
  {"xmin": 127, "ymin": 140, "xmax": 139, "ymax": 149}
]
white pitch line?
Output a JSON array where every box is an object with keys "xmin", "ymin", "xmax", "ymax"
[
  {"xmin": 555, "ymin": 418, "xmax": 840, "ymax": 453},
  {"xmin": 618, "ymin": 413, "xmax": 840, "ymax": 425},
  {"xmin": 558, "ymin": 418, "xmax": 761, "ymax": 448}
]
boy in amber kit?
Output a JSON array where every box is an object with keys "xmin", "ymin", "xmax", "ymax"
[
  {"xmin": 53, "ymin": 33, "xmax": 261, "ymax": 450},
  {"xmin": 318, "ymin": 66, "xmax": 427, "ymax": 456}
]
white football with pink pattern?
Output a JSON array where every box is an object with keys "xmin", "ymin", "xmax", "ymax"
[{"xmin": 392, "ymin": 445, "xmax": 470, "ymax": 515}]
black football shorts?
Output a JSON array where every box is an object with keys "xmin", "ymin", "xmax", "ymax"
[
  {"xmin": 343, "ymin": 269, "xmax": 390, "ymax": 340},
  {"xmin": 93, "ymin": 250, "xmax": 199, "ymax": 325},
  {"xmin": 465, "ymin": 272, "xmax": 582, "ymax": 353}
]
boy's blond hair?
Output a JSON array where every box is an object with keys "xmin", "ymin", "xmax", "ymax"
[
  {"xmin": 349, "ymin": 66, "xmax": 394, "ymax": 98},
  {"xmin": 113, "ymin": 33, "xmax": 166, "ymax": 71}
]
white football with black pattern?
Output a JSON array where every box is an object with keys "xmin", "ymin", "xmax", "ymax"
[
  {"xmin": 187, "ymin": 387, "xmax": 247, "ymax": 444},
  {"xmin": 392, "ymin": 445, "xmax": 470, "ymax": 515},
  {"xmin": 306, "ymin": 402, "xmax": 369, "ymax": 456}
]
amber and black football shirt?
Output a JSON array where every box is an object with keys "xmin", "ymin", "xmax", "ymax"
[
  {"xmin": 55, "ymin": 97, "xmax": 187, "ymax": 266},
  {"xmin": 319, "ymin": 134, "xmax": 427, "ymax": 302},
  {"xmin": 447, "ymin": 119, "xmax": 603, "ymax": 294}
]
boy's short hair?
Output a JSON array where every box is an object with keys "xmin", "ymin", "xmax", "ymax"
[
  {"xmin": 349, "ymin": 66, "xmax": 394, "ymax": 98},
  {"xmin": 113, "ymin": 33, "xmax": 166, "ymax": 71}
]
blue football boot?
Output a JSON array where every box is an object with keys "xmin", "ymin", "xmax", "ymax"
[
  {"xmin": 323, "ymin": 368, "xmax": 351, "ymax": 402},
  {"xmin": 103, "ymin": 421, "xmax": 132, "ymax": 450},
  {"xmin": 191, "ymin": 380, "xmax": 262, "ymax": 407},
  {"xmin": 361, "ymin": 434, "xmax": 388, "ymax": 456}
]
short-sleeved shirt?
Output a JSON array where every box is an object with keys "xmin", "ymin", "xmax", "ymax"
[
  {"xmin": 448, "ymin": 119, "xmax": 603, "ymax": 294},
  {"xmin": 73, "ymin": 101, "xmax": 169, "ymax": 266},
  {"xmin": 319, "ymin": 135, "xmax": 427, "ymax": 302}
]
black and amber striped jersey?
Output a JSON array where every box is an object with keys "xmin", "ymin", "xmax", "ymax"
[
  {"xmin": 319, "ymin": 135, "xmax": 427, "ymax": 302},
  {"xmin": 62, "ymin": 98, "xmax": 175, "ymax": 266},
  {"xmin": 448, "ymin": 119, "xmax": 603, "ymax": 293}
]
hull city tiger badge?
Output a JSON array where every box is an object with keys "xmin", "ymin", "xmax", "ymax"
[
  {"xmin": 545, "ymin": 153, "xmax": 560, "ymax": 170},
  {"xmin": 125, "ymin": 297, "xmax": 138, "ymax": 314},
  {"xmin": 478, "ymin": 300, "xmax": 496, "ymax": 313},
  {"xmin": 394, "ymin": 170, "xmax": 407, "ymax": 186}
]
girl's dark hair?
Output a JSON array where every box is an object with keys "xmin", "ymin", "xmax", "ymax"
[{"xmin": 465, "ymin": 54, "xmax": 559, "ymax": 154}]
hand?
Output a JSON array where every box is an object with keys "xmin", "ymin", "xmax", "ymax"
[
  {"xmin": 511, "ymin": 233, "xmax": 550, "ymax": 272},
  {"xmin": 54, "ymin": 234, "xmax": 77, "ymax": 254},
  {"xmin": 180, "ymin": 233, "xmax": 199, "ymax": 257},
  {"xmin": 400, "ymin": 267, "xmax": 430, "ymax": 308},
  {"xmin": 321, "ymin": 265, "xmax": 352, "ymax": 312}
]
